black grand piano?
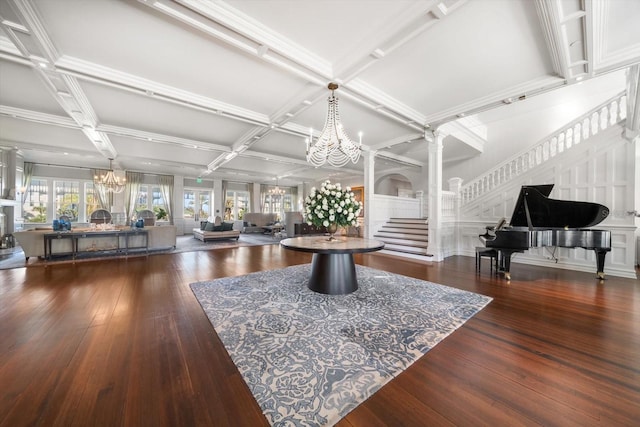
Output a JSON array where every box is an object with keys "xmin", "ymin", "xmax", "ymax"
[{"xmin": 480, "ymin": 184, "xmax": 611, "ymax": 280}]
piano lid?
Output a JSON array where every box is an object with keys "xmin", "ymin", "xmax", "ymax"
[{"xmin": 509, "ymin": 184, "xmax": 610, "ymax": 229}]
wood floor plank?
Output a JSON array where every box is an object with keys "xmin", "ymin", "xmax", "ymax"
[{"xmin": 1, "ymin": 246, "xmax": 638, "ymax": 426}]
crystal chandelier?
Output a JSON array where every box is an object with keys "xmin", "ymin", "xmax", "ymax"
[
  {"xmin": 306, "ymin": 83, "xmax": 362, "ymax": 167},
  {"xmin": 268, "ymin": 179, "xmax": 286, "ymax": 196},
  {"xmin": 94, "ymin": 158, "xmax": 126, "ymax": 194}
]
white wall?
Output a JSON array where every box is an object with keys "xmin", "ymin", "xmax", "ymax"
[
  {"xmin": 454, "ymin": 124, "xmax": 637, "ymax": 279},
  {"xmin": 443, "ymin": 70, "xmax": 627, "ymax": 184}
]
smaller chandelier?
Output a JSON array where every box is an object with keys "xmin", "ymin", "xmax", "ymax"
[
  {"xmin": 268, "ymin": 179, "xmax": 286, "ymax": 196},
  {"xmin": 306, "ymin": 83, "xmax": 362, "ymax": 167},
  {"xmin": 94, "ymin": 158, "xmax": 126, "ymax": 194}
]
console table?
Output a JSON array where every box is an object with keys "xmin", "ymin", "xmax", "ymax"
[
  {"xmin": 280, "ymin": 236, "xmax": 384, "ymax": 295},
  {"xmin": 44, "ymin": 229, "xmax": 149, "ymax": 261}
]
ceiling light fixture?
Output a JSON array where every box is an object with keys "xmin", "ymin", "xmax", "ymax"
[
  {"xmin": 268, "ymin": 178, "xmax": 286, "ymax": 196},
  {"xmin": 306, "ymin": 83, "xmax": 362, "ymax": 167},
  {"xmin": 94, "ymin": 158, "xmax": 126, "ymax": 194}
]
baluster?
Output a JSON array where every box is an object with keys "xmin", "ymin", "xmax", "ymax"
[
  {"xmin": 591, "ymin": 112, "xmax": 599, "ymax": 135},
  {"xmin": 620, "ymin": 95, "xmax": 627, "ymax": 120},
  {"xmin": 601, "ymin": 105, "xmax": 609, "ymax": 129},
  {"xmin": 542, "ymin": 140, "xmax": 549, "ymax": 161},
  {"xmin": 563, "ymin": 128, "xmax": 571, "ymax": 151},
  {"xmin": 610, "ymin": 100, "xmax": 618, "ymax": 125},
  {"xmin": 536, "ymin": 146, "xmax": 542, "ymax": 165}
]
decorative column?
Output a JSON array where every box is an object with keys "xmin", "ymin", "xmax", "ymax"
[
  {"xmin": 363, "ymin": 149, "xmax": 375, "ymax": 239},
  {"xmin": 448, "ymin": 177, "xmax": 463, "ymax": 255},
  {"xmin": 5, "ymin": 149, "xmax": 17, "ymax": 234},
  {"xmin": 173, "ymin": 175, "xmax": 184, "ymax": 235},
  {"xmin": 427, "ymin": 130, "xmax": 444, "ymax": 261},
  {"xmin": 625, "ymin": 64, "xmax": 640, "ymax": 140},
  {"xmin": 252, "ymin": 182, "xmax": 261, "ymax": 213},
  {"xmin": 213, "ymin": 179, "xmax": 223, "ymax": 219}
]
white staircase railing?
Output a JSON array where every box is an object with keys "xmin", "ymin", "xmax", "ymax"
[{"xmin": 460, "ymin": 92, "xmax": 627, "ymax": 204}]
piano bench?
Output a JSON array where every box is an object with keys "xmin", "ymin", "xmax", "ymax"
[{"xmin": 476, "ymin": 247, "xmax": 499, "ymax": 275}]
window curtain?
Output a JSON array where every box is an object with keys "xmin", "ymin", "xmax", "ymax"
[
  {"xmin": 158, "ymin": 174, "xmax": 174, "ymax": 224},
  {"xmin": 22, "ymin": 162, "xmax": 34, "ymax": 204},
  {"xmin": 221, "ymin": 180, "xmax": 228, "ymax": 220},
  {"xmin": 249, "ymin": 183, "xmax": 256, "ymax": 213},
  {"xmin": 90, "ymin": 167, "xmax": 110, "ymax": 209},
  {"xmin": 124, "ymin": 171, "xmax": 143, "ymax": 224}
]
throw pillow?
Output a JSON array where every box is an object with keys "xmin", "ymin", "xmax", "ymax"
[
  {"xmin": 204, "ymin": 222, "xmax": 216, "ymax": 232},
  {"xmin": 200, "ymin": 221, "xmax": 208, "ymax": 230},
  {"xmin": 213, "ymin": 225, "xmax": 224, "ymax": 231},
  {"xmin": 222, "ymin": 222, "xmax": 233, "ymax": 231}
]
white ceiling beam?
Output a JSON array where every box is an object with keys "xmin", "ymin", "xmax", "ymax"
[
  {"xmin": 371, "ymin": 150, "xmax": 424, "ymax": 168},
  {"xmin": 98, "ymin": 124, "xmax": 230, "ymax": 153},
  {"xmin": 0, "ymin": 104, "xmax": 77, "ymax": 128},
  {"xmin": 3, "ymin": 0, "xmax": 119, "ymax": 159},
  {"xmin": 438, "ymin": 121, "xmax": 485, "ymax": 153},
  {"xmin": 369, "ymin": 133, "xmax": 425, "ymax": 151},
  {"xmin": 427, "ymin": 75, "xmax": 565, "ymax": 127},
  {"xmin": 172, "ymin": 0, "xmax": 333, "ymax": 78},
  {"xmin": 143, "ymin": 0, "xmax": 435, "ymax": 135},
  {"xmin": 335, "ymin": 0, "xmax": 468, "ymax": 82},
  {"xmin": 535, "ymin": 0, "xmax": 589, "ymax": 82},
  {"xmin": 55, "ymin": 56, "xmax": 270, "ymax": 126}
]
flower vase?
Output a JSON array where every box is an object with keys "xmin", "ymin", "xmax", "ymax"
[{"xmin": 327, "ymin": 223, "xmax": 338, "ymax": 241}]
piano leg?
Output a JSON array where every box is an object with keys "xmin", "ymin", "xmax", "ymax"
[
  {"xmin": 497, "ymin": 249, "xmax": 524, "ymax": 281},
  {"xmin": 593, "ymin": 249, "xmax": 610, "ymax": 280}
]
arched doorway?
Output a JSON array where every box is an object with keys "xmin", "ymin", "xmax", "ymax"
[{"xmin": 374, "ymin": 173, "xmax": 414, "ymax": 197}]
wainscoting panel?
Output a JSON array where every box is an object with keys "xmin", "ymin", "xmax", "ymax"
[
  {"xmin": 370, "ymin": 195, "xmax": 421, "ymax": 237},
  {"xmin": 456, "ymin": 124, "xmax": 637, "ymax": 279}
]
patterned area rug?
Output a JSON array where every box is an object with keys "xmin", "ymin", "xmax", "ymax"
[{"xmin": 190, "ymin": 264, "xmax": 492, "ymax": 426}]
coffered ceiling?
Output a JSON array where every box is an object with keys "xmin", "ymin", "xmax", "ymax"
[{"xmin": 1, "ymin": 0, "xmax": 639, "ymax": 187}]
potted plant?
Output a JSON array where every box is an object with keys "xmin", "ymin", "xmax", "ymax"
[{"xmin": 154, "ymin": 207, "xmax": 168, "ymax": 221}]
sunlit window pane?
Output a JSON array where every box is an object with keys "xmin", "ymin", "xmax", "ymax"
[{"xmin": 23, "ymin": 178, "xmax": 48, "ymax": 223}]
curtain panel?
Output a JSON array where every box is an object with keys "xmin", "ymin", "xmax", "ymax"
[
  {"xmin": 125, "ymin": 171, "xmax": 144, "ymax": 223},
  {"xmin": 158, "ymin": 174, "xmax": 174, "ymax": 224}
]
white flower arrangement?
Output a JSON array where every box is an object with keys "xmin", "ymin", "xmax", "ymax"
[{"xmin": 304, "ymin": 180, "xmax": 362, "ymax": 228}]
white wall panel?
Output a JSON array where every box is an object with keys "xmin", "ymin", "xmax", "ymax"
[{"xmin": 455, "ymin": 124, "xmax": 637, "ymax": 279}]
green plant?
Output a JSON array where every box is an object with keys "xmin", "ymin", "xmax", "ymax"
[{"xmin": 154, "ymin": 206, "xmax": 168, "ymax": 220}]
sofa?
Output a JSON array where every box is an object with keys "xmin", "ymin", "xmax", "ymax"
[
  {"xmin": 242, "ymin": 213, "xmax": 278, "ymax": 233},
  {"xmin": 192, "ymin": 216, "xmax": 240, "ymax": 242},
  {"xmin": 14, "ymin": 225, "xmax": 177, "ymax": 260}
]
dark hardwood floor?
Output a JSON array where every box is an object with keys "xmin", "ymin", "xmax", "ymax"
[{"xmin": 1, "ymin": 245, "xmax": 638, "ymax": 426}]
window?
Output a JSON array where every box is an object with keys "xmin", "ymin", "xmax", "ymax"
[
  {"xmin": 225, "ymin": 190, "xmax": 249, "ymax": 221},
  {"xmin": 261, "ymin": 186, "xmax": 295, "ymax": 221},
  {"xmin": 54, "ymin": 180, "xmax": 80, "ymax": 221},
  {"xmin": 85, "ymin": 182, "xmax": 99, "ymax": 219},
  {"xmin": 135, "ymin": 185, "xmax": 166, "ymax": 219},
  {"xmin": 23, "ymin": 179, "xmax": 49, "ymax": 223},
  {"xmin": 183, "ymin": 189, "xmax": 211, "ymax": 222},
  {"xmin": 184, "ymin": 190, "xmax": 195, "ymax": 219}
]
